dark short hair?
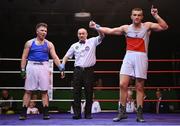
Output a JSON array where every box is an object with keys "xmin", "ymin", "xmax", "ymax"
[
  {"xmin": 35, "ymin": 23, "xmax": 48, "ymax": 30},
  {"xmin": 132, "ymin": 8, "xmax": 143, "ymax": 12},
  {"xmin": 132, "ymin": 8, "xmax": 143, "ymax": 15}
]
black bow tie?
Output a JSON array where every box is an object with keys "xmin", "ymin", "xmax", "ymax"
[{"xmin": 80, "ymin": 40, "xmax": 85, "ymax": 44}]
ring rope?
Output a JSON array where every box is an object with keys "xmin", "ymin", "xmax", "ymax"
[
  {"xmin": 1, "ymin": 70, "xmax": 180, "ymax": 74},
  {"xmin": 0, "ymin": 86, "xmax": 180, "ymax": 90},
  {"xmin": 1, "ymin": 58, "xmax": 180, "ymax": 62},
  {"xmin": 0, "ymin": 99, "xmax": 180, "ymax": 102},
  {"xmin": 0, "ymin": 99, "xmax": 74, "ymax": 102},
  {"xmin": 94, "ymin": 99, "xmax": 180, "ymax": 102},
  {"xmin": 97, "ymin": 59, "xmax": 180, "ymax": 62},
  {"xmin": 0, "ymin": 58, "xmax": 179, "ymax": 104},
  {"xmin": 94, "ymin": 86, "xmax": 180, "ymax": 90}
]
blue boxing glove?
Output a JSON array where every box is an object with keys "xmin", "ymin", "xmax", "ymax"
[{"xmin": 58, "ymin": 63, "xmax": 65, "ymax": 72}]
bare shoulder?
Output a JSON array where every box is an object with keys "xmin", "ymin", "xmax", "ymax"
[
  {"xmin": 45, "ymin": 39, "xmax": 54, "ymax": 48},
  {"xmin": 25, "ymin": 39, "xmax": 34, "ymax": 48},
  {"xmin": 120, "ymin": 25, "xmax": 129, "ymax": 33},
  {"xmin": 122, "ymin": 24, "xmax": 129, "ymax": 30},
  {"xmin": 122, "ymin": 24, "xmax": 129, "ymax": 28},
  {"xmin": 143, "ymin": 22, "xmax": 153, "ymax": 29}
]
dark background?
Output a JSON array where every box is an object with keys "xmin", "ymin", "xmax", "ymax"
[{"xmin": 0, "ymin": 0, "xmax": 180, "ymax": 87}]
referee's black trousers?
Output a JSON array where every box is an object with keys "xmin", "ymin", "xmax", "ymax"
[{"xmin": 72, "ymin": 66, "xmax": 94, "ymax": 117}]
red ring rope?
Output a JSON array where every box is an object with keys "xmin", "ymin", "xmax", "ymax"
[
  {"xmin": 94, "ymin": 86, "xmax": 180, "ymax": 90},
  {"xmin": 94, "ymin": 70, "xmax": 180, "ymax": 73},
  {"xmin": 95, "ymin": 99, "xmax": 180, "ymax": 102},
  {"xmin": 97, "ymin": 59, "xmax": 180, "ymax": 62}
]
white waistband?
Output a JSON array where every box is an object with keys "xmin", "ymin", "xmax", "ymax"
[{"xmin": 126, "ymin": 50, "xmax": 147, "ymax": 56}]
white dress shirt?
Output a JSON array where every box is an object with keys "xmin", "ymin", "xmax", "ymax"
[{"xmin": 65, "ymin": 36, "xmax": 103, "ymax": 68}]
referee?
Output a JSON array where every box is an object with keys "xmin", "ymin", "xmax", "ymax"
[{"xmin": 61, "ymin": 26, "xmax": 104, "ymax": 119}]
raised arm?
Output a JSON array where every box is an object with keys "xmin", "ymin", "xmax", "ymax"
[
  {"xmin": 89, "ymin": 21, "xmax": 126, "ymax": 35},
  {"xmin": 89, "ymin": 21, "xmax": 105, "ymax": 38},
  {"xmin": 148, "ymin": 5, "xmax": 168, "ymax": 31}
]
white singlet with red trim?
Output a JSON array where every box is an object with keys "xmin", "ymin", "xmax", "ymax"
[{"xmin": 120, "ymin": 23, "xmax": 150, "ymax": 79}]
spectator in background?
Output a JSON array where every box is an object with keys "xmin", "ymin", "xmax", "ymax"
[
  {"xmin": 154, "ymin": 90, "xmax": 169, "ymax": 114},
  {"xmin": 89, "ymin": 93, "xmax": 101, "ymax": 113},
  {"xmin": 95, "ymin": 77, "xmax": 103, "ymax": 91},
  {"xmin": 143, "ymin": 93, "xmax": 153, "ymax": 113},
  {"xmin": 126, "ymin": 90, "xmax": 136, "ymax": 113},
  {"xmin": 27, "ymin": 101, "xmax": 39, "ymax": 114},
  {"xmin": 118, "ymin": 89, "xmax": 136, "ymax": 113},
  {"xmin": 70, "ymin": 93, "xmax": 101, "ymax": 114},
  {"xmin": 31, "ymin": 94, "xmax": 42, "ymax": 113},
  {"xmin": 90, "ymin": 100, "xmax": 101, "ymax": 113},
  {"xmin": 0, "ymin": 89, "xmax": 15, "ymax": 114}
]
